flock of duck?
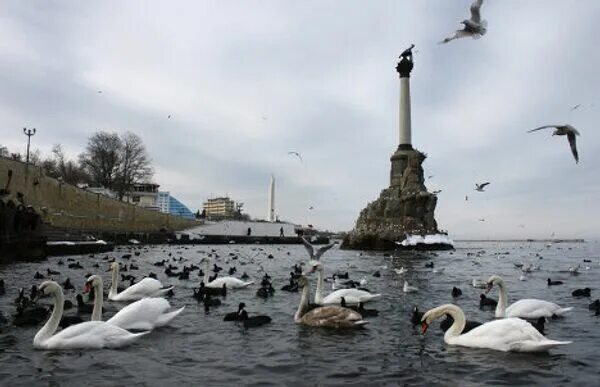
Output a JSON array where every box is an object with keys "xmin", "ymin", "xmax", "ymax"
[{"xmin": 0, "ymin": 238, "xmax": 598, "ymax": 354}]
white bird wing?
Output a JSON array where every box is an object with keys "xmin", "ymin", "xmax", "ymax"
[
  {"xmin": 441, "ymin": 29, "xmax": 472, "ymax": 44},
  {"xmin": 470, "ymin": 0, "xmax": 484, "ymax": 23},
  {"xmin": 301, "ymin": 237, "xmax": 314, "ymax": 259},
  {"xmin": 314, "ymin": 243, "xmax": 336, "ymax": 260},
  {"xmin": 457, "ymin": 318, "xmax": 545, "ymax": 351},
  {"xmin": 107, "ymin": 298, "xmax": 171, "ymax": 331},
  {"xmin": 505, "ymin": 299, "xmax": 559, "ymax": 318},
  {"xmin": 43, "ymin": 321, "xmax": 147, "ymax": 349},
  {"xmin": 527, "ymin": 125, "xmax": 558, "ymax": 133},
  {"xmin": 116, "ymin": 278, "xmax": 164, "ymax": 300}
]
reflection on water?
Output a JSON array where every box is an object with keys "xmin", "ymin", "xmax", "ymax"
[{"xmin": 0, "ymin": 241, "xmax": 598, "ymax": 385}]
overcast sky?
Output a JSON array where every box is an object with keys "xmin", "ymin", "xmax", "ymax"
[{"xmin": 1, "ymin": 1, "xmax": 599, "ymax": 239}]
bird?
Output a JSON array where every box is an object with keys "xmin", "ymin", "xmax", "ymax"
[
  {"xmin": 288, "ymin": 151, "xmax": 303, "ymax": 162},
  {"xmin": 547, "ymin": 278, "xmax": 564, "ymax": 286},
  {"xmin": 527, "ymin": 124, "xmax": 581, "ymax": 163},
  {"xmin": 238, "ymin": 307, "xmax": 271, "ymax": 328},
  {"xmin": 432, "ymin": 190, "xmax": 442, "ymax": 195},
  {"xmin": 465, "ymin": 195, "xmax": 469, "ymax": 201},
  {"xmin": 223, "ymin": 303, "xmax": 246, "ymax": 321},
  {"xmin": 572, "ymin": 288, "xmax": 591, "ymax": 297},
  {"xmin": 570, "ymin": 104, "xmax": 581, "ymax": 111},
  {"xmin": 441, "ymin": 0, "xmax": 487, "ymax": 44},
  {"xmin": 479, "ymin": 294, "xmax": 498, "ymax": 309},
  {"xmin": 301, "ymin": 237, "xmax": 336, "ymax": 261},
  {"xmin": 420, "ymin": 304, "xmax": 570, "ymax": 352},
  {"xmin": 452, "ymin": 287, "xmax": 462, "ymax": 298},
  {"xmin": 475, "ymin": 182, "xmax": 490, "ymax": 192}
]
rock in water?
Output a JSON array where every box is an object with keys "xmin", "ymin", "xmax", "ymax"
[{"xmin": 342, "ymin": 149, "xmax": 439, "ymax": 250}]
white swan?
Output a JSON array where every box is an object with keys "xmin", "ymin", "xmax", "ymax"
[
  {"xmin": 308, "ymin": 261, "xmax": 381, "ymax": 305},
  {"xmin": 85, "ymin": 275, "xmax": 184, "ymax": 331},
  {"xmin": 201, "ymin": 257, "xmax": 253, "ymax": 289},
  {"xmin": 33, "ymin": 281, "xmax": 148, "ymax": 349},
  {"xmin": 486, "ymin": 275, "xmax": 572, "ymax": 319},
  {"xmin": 294, "ymin": 276, "xmax": 368, "ymax": 328},
  {"xmin": 421, "ymin": 304, "xmax": 571, "ymax": 353},
  {"xmin": 109, "ymin": 262, "xmax": 173, "ymax": 301}
]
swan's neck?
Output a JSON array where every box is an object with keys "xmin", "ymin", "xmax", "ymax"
[
  {"xmin": 203, "ymin": 260, "xmax": 210, "ymax": 284},
  {"xmin": 495, "ymin": 278, "xmax": 508, "ymax": 318},
  {"xmin": 295, "ymin": 284, "xmax": 310, "ymax": 323},
  {"xmin": 109, "ymin": 264, "xmax": 119, "ymax": 297},
  {"xmin": 315, "ymin": 269, "xmax": 324, "ymax": 305},
  {"xmin": 438, "ymin": 305, "xmax": 466, "ymax": 341},
  {"xmin": 34, "ymin": 288, "xmax": 64, "ymax": 345},
  {"xmin": 91, "ymin": 281, "xmax": 104, "ymax": 321}
]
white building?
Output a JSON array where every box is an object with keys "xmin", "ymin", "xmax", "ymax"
[{"xmin": 267, "ymin": 175, "xmax": 275, "ymax": 222}]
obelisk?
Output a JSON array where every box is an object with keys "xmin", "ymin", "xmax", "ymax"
[{"xmin": 267, "ymin": 175, "xmax": 275, "ymax": 222}]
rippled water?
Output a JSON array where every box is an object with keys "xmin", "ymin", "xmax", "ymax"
[{"xmin": 0, "ymin": 241, "xmax": 599, "ymax": 386}]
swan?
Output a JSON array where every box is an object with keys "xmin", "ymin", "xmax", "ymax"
[
  {"xmin": 200, "ymin": 257, "xmax": 253, "ymax": 289},
  {"xmin": 33, "ymin": 281, "xmax": 148, "ymax": 349},
  {"xmin": 307, "ymin": 261, "xmax": 381, "ymax": 305},
  {"xmin": 295, "ymin": 276, "xmax": 368, "ymax": 328},
  {"xmin": 85, "ymin": 275, "xmax": 184, "ymax": 331},
  {"xmin": 109, "ymin": 262, "xmax": 173, "ymax": 301},
  {"xmin": 420, "ymin": 304, "xmax": 571, "ymax": 352},
  {"xmin": 486, "ymin": 275, "xmax": 572, "ymax": 319}
]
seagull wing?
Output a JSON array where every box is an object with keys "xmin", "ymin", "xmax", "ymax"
[
  {"xmin": 565, "ymin": 124, "xmax": 580, "ymax": 136},
  {"xmin": 315, "ymin": 243, "xmax": 336, "ymax": 260},
  {"xmin": 570, "ymin": 104, "xmax": 581, "ymax": 111},
  {"xmin": 480, "ymin": 182, "xmax": 490, "ymax": 188},
  {"xmin": 440, "ymin": 29, "xmax": 472, "ymax": 44},
  {"xmin": 527, "ymin": 125, "xmax": 558, "ymax": 133},
  {"xmin": 301, "ymin": 237, "xmax": 314, "ymax": 259},
  {"xmin": 470, "ymin": 0, "xmax": 484, "ymax": 23},
  {"xmin": 567, "ymin": 131, "xmax": 579, "ymax": 163}
]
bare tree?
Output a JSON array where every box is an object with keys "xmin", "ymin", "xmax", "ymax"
[
  {"xmin": 79, "ymin": 132, "xmax": 123, "ymax": 189},
  {"xmin": 43, "ymin": 144, "xmax": 91, "ymax": 185},
  {"xmin": 115, "ymin": 132, "xmax": 153, "ymax": 199},
  {"xmin": 0, "ymin": 145, "xmax": 8, "ymax": 157}
]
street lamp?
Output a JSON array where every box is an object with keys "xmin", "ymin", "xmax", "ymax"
[{"xmin": 23, "ymin": 127, "xmax": 36, "ymax": 163}]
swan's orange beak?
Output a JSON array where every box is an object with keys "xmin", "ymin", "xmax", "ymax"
[
  {"xmin": 421, "ymin": 322, "xmax": 429, "ymax": 334},
  {"xmin": 83, "ymin": 282, "xmax": 91, "ymax": 294}
]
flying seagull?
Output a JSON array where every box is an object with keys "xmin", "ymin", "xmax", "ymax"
[
  {"xmin": 301, "ymin": 237, "xmax": 335, "ymax": 261},
  {"xmin": 527, "ymin": 124, "xmax": 580, "ymax": 163},
  {"xmin": 432, "ymin": 190, "xmax": 442, "ymax": 195},
  {"xmin": 474, "ymin": 182, "xmax": 490, "ymax": 192},
  {"xmin": 441, "ymin": 0, "xmax": 487, "ymax": 44},
  {"xmin": 288, "ymin": 151, "xmax": 303, "ymax": 162},
  {"xmin": 570, "ymin": 104, "xmax": 581, "ymax": 112}
]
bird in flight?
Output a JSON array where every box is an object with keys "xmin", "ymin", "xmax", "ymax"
[
  {"xmin": 474, "ymin": 182, "xmax": 490, "ymax": 192},
  {"xmin": 527, "ymin": 124, "xmax": 581, "ymax": 163},
  {"xmin": 465, "ymin": 195, "xmax": 469, "ymax": 201},
  {"xmin": 97, "ymin": 90, "xmax": 103, "ymax": 93},
  {"xmin": 441, "ymin": 0, "xmax": 487, "ymax": 44},
  {"xmin": 288, "ymin": 151, "xmax": 303, "ymax": 162},
  {"xmin": 167, "ymin": 115, "xmax": 171, "ymax": 119},
  {"xmin": 570, "ymin": 104, "xmax": 581, "ymax": 111},
  {"xmin": 432, "ymin": 190, "xmax": 442, "ymax": 195}
]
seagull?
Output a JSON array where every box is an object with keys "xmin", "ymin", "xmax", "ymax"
[
  {"xmin": 288, "ymin": 151, "xmax": 303, "ymax": 162},
  {"xmin": 527, "ymin": 124, "xmax": 580, "ymax": 163},
  {"xmin": 308, "ymin": 206, "xmax": 314, "ymax": 210},
  {"xmin": 441, "ymin": 0, "xmax": 487, "ymax": 44},
  {"xmin": 167, "ymin": 115, "xmax": 171, "ymax": 119},
  {"xmin": 474, "ymin": 182, "xmax": 490, "ymax": 192},
  {"xmin": 570, "ymin": 104, "xmax": 581, "ymax": 111},
  {"xmin": 301, "ymin": 237, "xmax": 335, "ymax": 261},
  {"xmin": 97, "ymin": 90, "xmax": 103, "ymax": 93},
  {"xmin": 432, "ymin": 190, "xmax": 442, "ymax": 195},
  {"xmin": 478, "ymin": 218, "xmax": 485, "ymax": 222},
  {"xmin": 465, "ymin": 195, "xmax": 469, "ymax": 201},
  {"xmin": 428, "ymin": 175, "xmax": 434, "ymax": 179}
]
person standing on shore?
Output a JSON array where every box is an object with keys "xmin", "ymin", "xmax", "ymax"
[
  {"xmin": 247, "ymin": 227, "xmax": 252, "ymax": 236},
  {"xmin": 280, "ymin": 227, "xmax": 284, "ymax": 237}
]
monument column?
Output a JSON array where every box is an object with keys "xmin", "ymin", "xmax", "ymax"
[{"xmin": 390, "ymin": 44, "xmax": 415, "ymax": 186}]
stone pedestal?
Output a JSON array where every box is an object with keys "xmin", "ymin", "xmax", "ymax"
[{"xmin": 342, "ymin": 149, "xmax": 439, "ymax": 250}]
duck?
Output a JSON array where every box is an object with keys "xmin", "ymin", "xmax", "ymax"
[
  {"xmin": 439, "ymin": 314, "xmax": 481, "ymax": 333},
  {"xmin": 85, "ymin": 275, "xmax": 184, "ymax": 331},
  {"xmin": 13, "ymin": 304, "xmax": 49, "ymax": 327},
  {"xmin": 62, "ymin": 278, "xmax": 75, "ymax": 291},
  {"xmin": 239, "ymin": 306, "xmax": 271, "ymax": 328},
  {"xmin": 200, "ymin": 257, "xmax": 253, "ymax": 289},
  {"xmin": 281, "ymin": 273, "xmax": 299, "ymax": 292},
  {"xmin": 34, "ymin": 272, "xmax": 45, "ymax": 280},
  {"xmin": 340, "ymin": 297, "xmax": 378, "ymax": 317},
  {"xmin": 403, "ymin": 281, "xmax": 418, "ymax": 293},
  {"xmin": 307, "ymin": 261, "xmax": 381, "ymax": 305},
  {"xmin": 202, "ymin": 293, "xmax": 221, "ymax": 307},
  {"xmin": 479, "ymin": 294, "xmax": 498, "ymax": 309},
  {"xmin": 33, "ymin": 281, "xmax": 148, "ymax": 349},
  {"xmin": 572, "ymin": 288, "xmax": 591, "ymax": 297},
  {"xmin": 547, "ymin": 278, "xmax": 564, "ymax": 286},
  {"xmin": 420, "ymin": 304, "xmax": 571, "ymax": 352},
  {"xmin": 486, "ymin": 275, "xmax": 572, "ymax": 319},
  {"xmin": 451, "ymin": 287, "xmax": 462, "ymax": 298},
  {"xmin": 294, "ymin": 276, "xmax": 368, "ymax": 328},
  {"xmin": 410, "ymin": 306, "xmax": 424, "ymax": 326},
  {"xmin": 76, "ymin": 294, "xmax": 94, "ymax": 314},
  {"xmin": 223, "ymin": 303, "xmax": 246, "ymax": 321},
  {"xmin": 47, "ymin": 268, "xmax": 60, "ymax": 276},
  {"xmin": 109, "ymin": 262, "xmax": 173, "ymax": 301},
  {"xmin": 0, "ymin": 279, "xmax": 4, "ymax": 296},
  {"xmin": 197, "ymin": 281, "xmax": 227, "ymax": 297},
  {"xmin": 589, "ymin": 299, "xmax": 600, "ymax": 311}
]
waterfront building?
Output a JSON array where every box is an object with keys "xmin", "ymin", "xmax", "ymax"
[
  {"xmin": 203, "ymin": 196, "xmax": 236, "ymax": 219},
  {"xmin": 123, "ymin": 183, "xmax": 160, "ymax": 211},
  {"xmin": 157, "ymin": 191, "xmax": 195, "ymax": 220}
]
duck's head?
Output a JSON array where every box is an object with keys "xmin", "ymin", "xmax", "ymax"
[
  {"xmin": 84, "ymin": 275, "xmax": 102, "ymax": 294},
  {"xmin": 238, "ymin": 302, "xmax": 246, "ymax": 311}
]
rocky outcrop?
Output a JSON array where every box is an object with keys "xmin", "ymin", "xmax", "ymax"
[{"xmin": 342, "ymin": 149, "xmax": 439, "ymax": 250}]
